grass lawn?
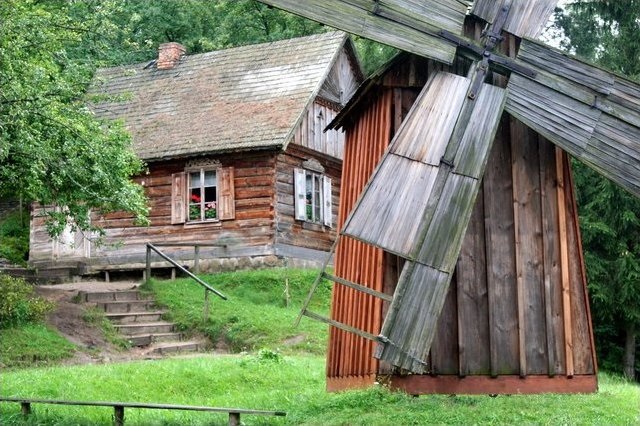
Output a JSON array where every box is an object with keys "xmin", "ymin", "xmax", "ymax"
[
  {"xmin": 1, "ymin": 269, "xmax": 639, "ymax": 424},
  {"xmin": 0, "ymin": 324, "xmax": 76, "ymax": 368},
  {"xmin": 0, "ymin": 354, "xmax": 638, "ymax": 425},
  {"xmin": 145, "ymin": 268, "xmax": 332, "ymax": 354}
]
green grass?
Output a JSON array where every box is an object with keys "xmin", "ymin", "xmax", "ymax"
[
  {"xmin": 0, "ymin": 210, "xmax": 29, "ymax": 266},
  {"xmin": 81, "ymin": 307, "xmax": 131, "ymax": 350},
  {"xmin": 0, "ymin": 355, "xmax": 638, "ymax": 425},
  {"xmin": 145, "ymin": 268, "xmax": 332, "ymax": 354},
  {"xmin": 0, "ymin": 323, "xmax": 76, "ymax": 368}
]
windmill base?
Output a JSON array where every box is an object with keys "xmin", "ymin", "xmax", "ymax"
[{"xmin": 327, "ymin": 374, "xmax": 597, "ymax": 395}]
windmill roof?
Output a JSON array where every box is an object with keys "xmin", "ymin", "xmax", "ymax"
[{"xmin": 89, "ymin": 31, "xmax": 350, "ymax": 161}]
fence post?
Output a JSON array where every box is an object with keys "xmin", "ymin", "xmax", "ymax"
[
  {"xmin": 203, "ymin": 288, "xmax": 210, "ymax": 323},
  {"xmin": 20, "ymin": 402, "xmax": 31, "ymax": 416},
  {"xmin": 228, "ymin": 412, "xmax": 240, "ymax": 426},
  {"xmin": 114, "ymin": 405, "xmax": 125, "ymax": 426},
  {"xmin": 145, "ymin": 244, "xmax": 151, "ymax": 285},
  {"xmin": 194, "ymin": 245, "xmax": 200, "ymax": 274}
]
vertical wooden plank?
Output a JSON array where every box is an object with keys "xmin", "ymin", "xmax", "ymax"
[
  {"xmin": 564, "ymin": 154, "xmax": 595, "ymax": 375},
  {"xmin": 455, "ymin": 186, "xmax": 490, "ymax": 376},
  {"xmin": 555, "ymin": 147, "xmax": 574, "ymax": 377},
  {"xmin": 430, "ymin": 273, "xmax": 459, "ymax": 375},
  {"xmin": 483, "ymin": 116, "xmax": 519, "ymax": 376},
  {"xmin": 539, "ymin": 137, "xmax": 566, "ymax": 376},
  {"xmin": 515, "ymin": 121, "xmax": 548, "ymax": 375},
  {"xmin": 511, "ymin": 117, "xmax": 527, "ymax": 378}
]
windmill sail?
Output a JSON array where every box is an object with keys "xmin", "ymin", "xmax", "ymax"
[
  {"xmin": 506, "ymin": 39, "xmax": 640, "ymax": 198},
  {"xmin": 472, "ymin": 0, "xmax": 557, "ymax": 38},
  {"xmin": 341, "ymin": 71, "xmax": 505, "ymax": 371},
  {"xmin": 256, "ymin": 0, "xmax": 466, "ymax": 64}
]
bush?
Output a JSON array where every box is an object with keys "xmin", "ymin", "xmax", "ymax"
[
  {"xmin": 0, "ymin": 210, "xmax": 29, "ymax": 266},
  {"xmin": 0, "ymin": 273, "xmax": 54, "ymax": 328}
]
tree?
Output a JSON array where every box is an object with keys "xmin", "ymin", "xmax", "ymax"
[
  {"xmin": 0, "ymin": 0, "xmax": 148, "ymax": 237},
  {"xmin": 556, "ymin": 0, "xmax": 640, "ymax": 379}
]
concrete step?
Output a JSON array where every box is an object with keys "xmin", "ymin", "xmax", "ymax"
[
  {"xmin": 96, "ymin": 300, "xmax": 157, "ymax": 313},
  {"xmin": 79, "ymin": 290, "xmax": 149, "ymax": 303},
  {"xmin": 106, "ymin": 311, "xmax": 166, "ymax": 324},
  {"xmin": 125, "ymin": 332, "xmax": 185, "ymax": 346},
  {"xmin": 148, "ymin": 341, "xmax": 206, "ymax": 355},
  {"xmin": 114, "ymin": 321, "xmax": 175, "ymax": 335}
]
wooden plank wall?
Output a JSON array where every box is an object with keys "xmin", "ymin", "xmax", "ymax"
[
  {"xmin": 29, "ymin": 152, "xmax": 279, "ymax": 267},
  {"xmin": 274, "ymin": 144, "xmax": 341, "ymax": 255},
  {"xmin": 326, "ymin": 89, "xmax": 392, "ymax": 392},
  {"xmin": 292, "ymin": 100, "xmax": 346, "ymax": 159},
  {"xmin": 328, "ymin": 19, "xmax": 596, "ymax": 393}
]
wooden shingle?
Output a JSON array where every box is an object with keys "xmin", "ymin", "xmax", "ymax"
[{"xmin": 89, "ymin": 32, "xmax": 354, "ymax": 161}]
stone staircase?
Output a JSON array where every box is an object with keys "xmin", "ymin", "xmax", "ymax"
[{"xmin": 78, "ymin": 288, "xmax": 206, "ymax": 355}]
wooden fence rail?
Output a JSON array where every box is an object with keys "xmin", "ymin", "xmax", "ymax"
[{"xmin": 0, "ymin": 397, "xmax": 286, "ymax": 426}]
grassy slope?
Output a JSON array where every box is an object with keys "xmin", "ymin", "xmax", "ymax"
[
  {"xmin": 146, "ymin": 268, "xmax": 332, "ymax": 354},
  {"xmin": 1, "ymin": 269, "xmax": 639, "ymax": 424},
  {"xmin": 0, "ymin": 355, "xmax": 638, "ymax": 425},
  {"xmin": 0, "ymin": 324, "xmax": 75, "ymax": 368}
]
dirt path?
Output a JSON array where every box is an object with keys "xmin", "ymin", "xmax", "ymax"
[{"xmin": 36, "ymin": 280, "xmax": 163, "ymax": 366}]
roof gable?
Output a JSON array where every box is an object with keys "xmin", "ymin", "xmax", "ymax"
[{"xmin": 90, "ymin": 32, "xmax": 353, "ymax": 161}]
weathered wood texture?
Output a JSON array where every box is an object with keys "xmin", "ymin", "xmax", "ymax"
[
  {"xmin": 388, "ymin": 374, "xmax": 597, "ymax": 395},
  {"xmin": 326, "ymin": 89, "xmax": 392, "ymax": 388},
  {"xmin": 506, "ymin": 39, "xmax": 640, "ymax": 198},
  {"xmin": 275, "ymin": 144, "xmax": 341, "ymax": 254},
  {"xmin": 471, "ymin": 0, "xmax": 558, "ymax": 38},
  {"xmin": 318, "ymin": 47, "xmax": 362, "ymax": 107},
  {"xmin": 326, "ymin": 23, "xmax": 596, "ymax": 392},
  {"xmin": 340, "ymin": 70, "xmax": 505, "ymax": 372},
  {"xmin": 292, "ymin": 101, "xmax": 346, "ymax": 160},
  {"xmin": 256, "ymin": 0, "xmax": 464, "ymax": 64}
]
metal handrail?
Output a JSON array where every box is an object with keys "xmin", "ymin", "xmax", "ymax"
[
  {"xmin": 146, "ymin": 243, "xmax": 226, "ymax": 299},
  {"xmin": 145, "ymin": 243, "xmax": 227, "ymax": 322}
]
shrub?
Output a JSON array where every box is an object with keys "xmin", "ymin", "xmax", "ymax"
[
  {"xmin": 0, "ymin": 273, "xmax": 54, "ymax": 328},
  {"xmin": 0, "ymin": 210, "xmax": 29, "ymax": 266}
]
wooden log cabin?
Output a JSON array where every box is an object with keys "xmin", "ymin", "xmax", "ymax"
[
  {"xmin": 323, "ymin": 21, "xmax": 598, "ymax": 394},
  {"xmin": 29, "ymin": 32, "xmax": 362, "ymax": 276}
]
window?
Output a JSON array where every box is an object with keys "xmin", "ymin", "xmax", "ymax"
[
  {"xmin": 171, "ymin": 166, "xmax": 235, "ymax": 224},
  {"xmin": 188, "ymin": 169, "xmax": 217, "ymax": 221},
  {"xmin": 294, "ymin": 168, "xmax": 332, "ymax": 227}
]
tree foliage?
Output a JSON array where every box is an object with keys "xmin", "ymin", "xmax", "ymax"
[
  {"xmin": 0, "ymin": 0, "xmax": 148, "ymax": 237},
  {"xmin": 556, "ymin": 0, "xmax": 640, "ymax": 378}
]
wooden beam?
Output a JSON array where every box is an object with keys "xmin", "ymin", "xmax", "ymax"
[
  {"xmin": 555, "ymin": 147, "xmax": 574, "ymax": 377},
  {"xmin": 323, "ymin": 272, "xmax": 393, "ymax": 302},
  {"xmin": 256, "ymin": 0, "xmax": 458, "ymax": 64},
  {"xmin": 387, "ymin": 374, "xmax": 597, "ymax": 395},
  {"xmin": 302, "ymin": 309, "xmax": 381, "ymax": 342}
]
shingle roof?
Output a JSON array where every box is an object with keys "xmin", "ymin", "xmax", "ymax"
[{"xmin": 89, "ymin": 32, "xmax": 349, "ymax": 161}]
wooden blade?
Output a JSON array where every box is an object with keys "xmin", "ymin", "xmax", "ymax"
[
  {"xmin": 339, "ymin": 71, "xmax": 505, "ymax": 373},
  {"xmin": 506, "ymin": 39, "xmax": 640, "ymax": 198},
  {"xmin": 472, "ymin": 0, "xmax": 558, "ymax": 38},
  {"xmin": 256, "ymin": 0, "xmax": 466, "ymax": 64}
]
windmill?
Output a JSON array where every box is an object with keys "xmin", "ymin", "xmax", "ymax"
[{"xmin": 257, "ymin": 0, "xmax": 640, "ymax": 387}]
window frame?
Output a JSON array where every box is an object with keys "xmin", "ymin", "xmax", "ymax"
[
  {"xmin": 294, "ymin": 168, "xmax": 332, "ymax": 228},
  {"xmin": 187, "ymin": 167, "xmax": 219, "ymax": 223}
]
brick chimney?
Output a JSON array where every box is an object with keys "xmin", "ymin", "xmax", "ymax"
[{"xmin": 157, "ymin": 42, "xmax": 186, "ymax": 70}]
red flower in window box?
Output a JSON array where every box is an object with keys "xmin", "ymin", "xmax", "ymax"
[{"xmin": 191, "ymin": 194, "xmax": 201, "ymax": 203}]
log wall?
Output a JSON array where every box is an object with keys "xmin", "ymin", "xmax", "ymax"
[
  {"xmin": 274, "ymin": 143, "xmax": 341, "ymax": 258},
  {"xmin": 30, "ymin": 151, "xmax": 279, "ymax": 268}
]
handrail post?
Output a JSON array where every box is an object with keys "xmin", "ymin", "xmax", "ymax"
[
  {"xmin": 203, "ymin": 288, "xmax": 210, "ymax": 323},
  {"xmin": 194, "ymin": 245, "xmax": 200, "ymax": 274},
  {"xmin": 145, "ymin": 244, "xmax": 151, "ymax": 285}
]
